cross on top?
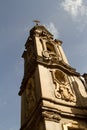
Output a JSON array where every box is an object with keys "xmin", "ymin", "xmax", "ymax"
[{"xmin": 33, "ymin": 20, "xmax": 40, "ymax": 25}]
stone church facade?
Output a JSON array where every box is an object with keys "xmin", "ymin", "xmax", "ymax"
[{"xmin": 18, "ymin": 24, "xmax": 87, "ymax": 130}]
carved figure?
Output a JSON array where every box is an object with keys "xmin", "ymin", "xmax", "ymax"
[{"xmin": 54, "ymin": 82, "xmax": 76, "ymax": 102}]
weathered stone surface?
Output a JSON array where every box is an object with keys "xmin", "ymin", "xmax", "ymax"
[{"xmin": 19, "ymin": 24, "xmax": 87, "ymax": 130}]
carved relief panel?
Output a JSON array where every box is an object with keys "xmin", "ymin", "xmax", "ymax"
[
  {"xmin": 40, "ymin": 38, "xmax": 62, "ymax": 62},
  {"xmin": 25, "ymin": 77, "xmax": 36, "ymax": 119},
  {"xmin": 42, "ymin": 42, "xmax": 57, "ymax": 61},
  {"xmin": 51, "ymin": 69, "xmax": 76, "ymax": 102},
  {"xmin": 42, "ymin": 111, "xmax": 61, "ymax": 122}
]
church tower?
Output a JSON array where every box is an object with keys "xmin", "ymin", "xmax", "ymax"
[{"xmin": 19, "ymin": 23, "xmax": 87, "ymax": 130}]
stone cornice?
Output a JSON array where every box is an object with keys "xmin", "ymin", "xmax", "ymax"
[
  {"xmin": 42, "ymin": 97, "xmax": 87, "ymax": 118},
  {"xmin": 37, "ymin": 56, "xmax": 80, "ymax": 76},
  {"xmin": 19, "ymin": 98, "xmax": 87, "ymax": 130},
  {"xmin": 19, "ymin": 55, "xmax": 80, "ymax": 96}
]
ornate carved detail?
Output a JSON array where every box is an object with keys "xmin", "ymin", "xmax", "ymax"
[
  {"xmin": 30, "ymin": 25, "xmax": 53, "ymax": 40},
  {"xmin": 42, "ymin": 50, "xmax": 60, "ymax": 62},
  {"xmin": 42, "ymin": 41, "xmax": 61, "ymax": 62},
  {"xmin": 36, "ymin": 55, "xmax": 80, "ymax": 76},
  {"xmin": 42, "ymin": 111, "xmax": 61, "ymax": 122},
  {"xmin": 52, "ymin": 70, "xmax": 76, "ymax": 102},
  {"xmin": 42, "ymin": 50, "xmax": 50, "ymax": 60},
  {"xmin": 63, "ymin": 121, "xmax": 86, "ymax": 130}
]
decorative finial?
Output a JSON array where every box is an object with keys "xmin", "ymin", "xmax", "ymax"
[{"xmin": 33, "ymin": 20, "xmax": 40, "ymax": 26}]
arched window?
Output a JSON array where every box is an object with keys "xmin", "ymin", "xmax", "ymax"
[
  {"xmin": 55, "ymin": 70, "xmax": 67, "ymax": 84},
  {"xmin": 46, "ymin": 42, "xmax": 55, "ymax": 54}
]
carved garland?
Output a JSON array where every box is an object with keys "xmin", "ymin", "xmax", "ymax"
[
  {"xmin": 51, "ymin": 70, "xmax": 76, "ymax": 102},
  {"xmin": 42, "ymin": 111, "xmax": 61, "ymax": 122}
]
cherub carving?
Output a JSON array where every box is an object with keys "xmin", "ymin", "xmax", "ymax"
[{"xmin": 54, "ymin": 82, "xmax": 76, "ymax": 102}]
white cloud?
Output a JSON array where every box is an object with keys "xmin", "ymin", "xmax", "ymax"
[
  {"xmin": 45, "ymin": 22, "xmax": 59, "ymax": 39},
  {"xmin": 61, "ymin": 0, "xmax": 87, "ymax": 31},
  {"xmin": 61, "ymin": 0, "xmax": 87, "ymax": 17}
]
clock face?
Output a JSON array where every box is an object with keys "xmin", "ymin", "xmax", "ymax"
[{"xmin": 25, "ymin": 78, "xmax": 36, "ymax": 118}]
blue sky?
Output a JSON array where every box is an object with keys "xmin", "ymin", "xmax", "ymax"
[{"xmin": 0, "ymin": 0, "xmax": 87, "ymax": 130}]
